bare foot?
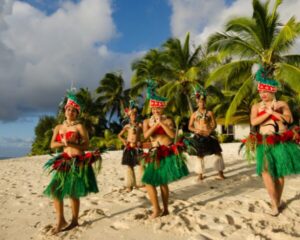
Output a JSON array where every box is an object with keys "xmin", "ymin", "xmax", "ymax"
[
  {"xmin": 196, "ymin": 174, "xmax": 205, "ymax": 182},
  {"xmin": 267, "ymin": 204, "xmax": 280, "ymax": 217},
  {"xmin": 161, "ymin": 210, "xmax": 169, "ymax": 216},
  {"xmin": 51, "ymin": 220, "xmax": 68, "ymax": 235},
  {"xmin": 62, "ymin": 220, "xmax": 79, "ymax": 231},
  {"xmin": 149, "ymin": 209, "xmax": 162, "ymax": 219},
  {"xmin": 279, "ymin": 201, "xmax": 286, "ymax": 212},
  {"xmin": 126, "ymin": 187, "xmax": 133, "ymax": 192},
  {"xmin": 268, "ymin": 208, "xmax": 279, "ymax": 217},
  {"xmin": 216, "ymin": 172, "xmax": 226, "ymax": 180}
]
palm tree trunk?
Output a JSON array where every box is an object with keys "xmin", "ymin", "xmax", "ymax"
[{"xmin": 187, "ymin": 95, "xmax": 194, "ymax": 115}]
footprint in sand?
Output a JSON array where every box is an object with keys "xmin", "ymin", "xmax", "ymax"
[
  {"xmin": 40, "ymin": 224, "xmax": 52, "ymax": 234},
  {"xmin": 225, "ymin": 214, "xmax": 235, "ymax": 225},
  {"xmin": 80, "ymin": 208, "xmax": 106, "ymax": 221},
  {"xmin": 110, "ymin": 221, "xmax": 130, "ymax": 230},
  {"xmin": 248, "ymin": 203, "xmax": 255, "ymax": 212},
  {"xmin": 124, "ymin": 208, "xmax": 150, "ymax": 221}
]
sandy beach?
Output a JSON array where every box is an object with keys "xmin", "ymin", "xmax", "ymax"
[{"xmin": 0, "ymin": 143, "xmax": 299, "ymax": 240}]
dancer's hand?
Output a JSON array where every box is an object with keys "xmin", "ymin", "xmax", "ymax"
[
  {"xmin": 265, "ymin": 107, "xmax": 273, "ymax": 115},
  {"xmin": 61, "ymin": 133, "xmax": 68, "ymax": 146}
]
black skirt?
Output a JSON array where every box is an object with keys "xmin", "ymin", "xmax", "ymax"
[
  {"xmin": 121, "ymin": 146, "xmax": 143, "ymax": 167},
  {"xmin": 188, "ymin": 134, "xmax": 222, "ymax": 157}
]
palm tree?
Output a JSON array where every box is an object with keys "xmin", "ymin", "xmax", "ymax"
[
  {"xmin": 90, "ymin": 129, "xmax": 123, "ymax": 150},
  {"xmin": 30, "ymin": 116, "xmax": 57, "ymax": 155},
  {"xmin": 96, "ymin": 72, "xmax": 130, "ymax": 123},
  {"xmin": 76, "ymin": 88, "xmax": 106, "ymax": 136},
  {"xmin": 130, "ymin": 49, "xmax": 169, "ymax": 111},
  {"xmin": 131, "ymin": 33, "xmax": 219, "ymax": 118},
  {"xmin": 207, "ymin": 0, "xmax": 300, "ymax": 126},
  {"xmin": 159, "ymin": 33, "xmax": 209, "ymax": 116}
]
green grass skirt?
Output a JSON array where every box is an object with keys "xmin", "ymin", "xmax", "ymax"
[
  {"xmin": 256, "ymin": 142, "xmax": 300, "ymax": 179},
  {"xmin": 142, "ymin": 146, "xmax": 189, "ymax": 186},
  {"xmin": 43, "ymin": 152, "xmax": 101, "ymax": 200}
]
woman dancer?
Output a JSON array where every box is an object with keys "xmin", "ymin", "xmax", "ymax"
[
  {"xmin": 43, "ymin": 91, "xmax": 101, "ymax": 233},
  {"xmin": 244, "ymin": 64, "xmax": 300, "ymax": 215},
  {"xmin": 141, "ymin": 80, "xmax": 189, "ymax": 218}
]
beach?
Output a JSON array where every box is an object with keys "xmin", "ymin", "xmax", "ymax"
[{"xmin": 0, "ymin": 142, "xmax": 299, "ymax": 240}]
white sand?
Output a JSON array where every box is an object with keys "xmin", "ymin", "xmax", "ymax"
[{"xmin": 0, "ymin": 143, "xmax": 299, "ymax": 240}]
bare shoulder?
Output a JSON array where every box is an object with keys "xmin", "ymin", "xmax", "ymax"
[
  {"xmin": 207, "ymin": 110, "xmax": 214, "ymax": 116},
  {"xmin": 143, "ymin": 118, "xmax": 150, "ymax": 124},
  {"xmin": 54, "ymin": 124, "xmax": 62, "ymax": 132},
  {"xmin": 251, "ymin": 102, "xmax": 260, "ymax": 111},
  {"xmin": 277, "ymin": 100, "xmax": 288, "ymax": 107},
  {"xmin": 165, "ymin": 116, "xmax": 174, "ymax": 123},
  {"xmin": 76, "ymin": 123, "xmax": 86, "ymax": 131}
]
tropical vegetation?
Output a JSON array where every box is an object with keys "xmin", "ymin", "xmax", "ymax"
[{"xmin": 31, "ymin": 0, "xmax": 300, "ymax": 155}]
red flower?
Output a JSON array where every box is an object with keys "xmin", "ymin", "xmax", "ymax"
[
  {"xmin": 157, "ymin": 145, "xmax": 171, "ymax": 159},
  {"xmin": 266, "ymin": 135, "xmax": 275, "ymax": 144},
  {"xmin": 280, "ymin": 130, "xmax": 293, "ymax": 142}
]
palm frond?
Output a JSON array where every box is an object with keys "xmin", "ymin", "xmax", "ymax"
[
  {"xmin": 276, "ymin": 63, "xmax": 300, "ymax": 93},
  {"xmin": 224, "ymin": 76, "xmax": 253, "ymax": 126},
  {"xmin": 271, "ymin": 17, "xmax": 300, "ymax": 53},
  {"xmin": 206, "ymin": 60, "xmax": 255, "ymax": 87}
]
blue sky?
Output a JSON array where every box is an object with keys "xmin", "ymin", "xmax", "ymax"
[
  {"xmin": 0, "ymin": 0, "xmax": 174, "ymax": 157},
  {"xmin": 0, "ymin": 0, "xmax": 299, "ymax": 157}
]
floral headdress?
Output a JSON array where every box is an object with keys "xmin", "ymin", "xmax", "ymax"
[
  {"xmin": 64, "ymin": 89, "xmax": 83, "ymax": 112},
  {"xmin": 146, "ymin": 80, "xmax": 167, "ymax": 108},
  {"xmin": 192, "ymin": 84, "xmax": 207, "ymax": 100},
  {"xmin": 124, "ymin": 100, "xmax": 138, "ymax": 116},
  {"xmin": 252, "ymin": 64, "xmax": 279, "ymax": 93}
]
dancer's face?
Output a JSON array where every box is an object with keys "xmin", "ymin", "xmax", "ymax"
[
  {"xmin": 129, "ymin": 110, "xmax": 137, "ymax": 122},
  {"xmin": 197, "ymin": 98, "xmax": 206, "ymax": 109},
  {"xmin": 65, "ymin": 106, "xmax": 78, "ymax": 121},
  {"xmin": 151, "ymin": 107, "xmax": 163, "ymax": 116},
  {"xmin": 259, "ymin": 90, "xmax": 274, "ymax": 102}
]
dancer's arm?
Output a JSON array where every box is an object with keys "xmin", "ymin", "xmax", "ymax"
[
  {"xmin": 118, "ymin": 125, "xmax": 129, "ymax": 145},
  {"xmin": 159, "ymin": 118, "xmax": 175, "ymax": 138},
  {"xmin": 250, "ymin": 104, "xmax": 272, "ymax": 126}
]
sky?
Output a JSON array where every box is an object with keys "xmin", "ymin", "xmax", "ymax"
[{"xmin": 0, "ymin": 0, "xmax": 300, "ymax": 157}]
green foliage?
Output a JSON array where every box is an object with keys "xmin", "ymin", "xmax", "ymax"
[
  {"xmin": 96, "ymin": 72, "xmax": 130, "ymax": 123},
  {"xmin": 90, "ymin": 129, "xmax": 123, "ymax": 150},
  {"xmin": 207, "ymin": 0, "xmax": 300, "ymax": 126},
  {"xmin": 30, "ymin": 116, "xmax": 57, "ymax": 155},
  {"xmin": 31, "ymin": 0, "xmax": 300, "ymax": 154}
]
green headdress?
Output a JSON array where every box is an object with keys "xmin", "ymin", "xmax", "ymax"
[
  {"xmin": 64, "ymin": 89, "xmax": 83, "ymax": 112},
  {"xmin": 124, "ymin": 99, "xmax": 138, "ymax": 116},
  {"xmin": 192, "ymin": 84, "xmax": 207, "ymax": 100},
  {"xmin": 252, "ymin": 64, "xmax": 279, "ymax": 92},
  {"xmin": 146, "ymin": 80, "xmax": 167, "ymax": 108}
]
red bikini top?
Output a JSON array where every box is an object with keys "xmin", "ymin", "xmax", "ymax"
[
  {"xmin": 55, "ymin": 131, "xmax": 80, "ymax": 142},
  {"xmin": 258, "ymin": 110, "xmax": 280, "ymax": 121},
  {"xmin": 153, "ymin": 126, "xmax": 166, "ymax": 135}
]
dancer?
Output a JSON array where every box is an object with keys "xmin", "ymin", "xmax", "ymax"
[
  {"xmin": 188, "ymin": 85, "xmax": 225, "ymax": 181},
  {"xmin": 243, "ymin": 64, "xmax": 300, "ymax": 216},
  {"xmin": 141, "ymin": 80, "xmax": 189, "ymax": 218},
  {"xmin": 118, "ymin": 100, "xmax": 144, "ymax": 192},
  {"xmin": 43, "ymin": 91, "xmax": 101, "ymax": 233}
]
